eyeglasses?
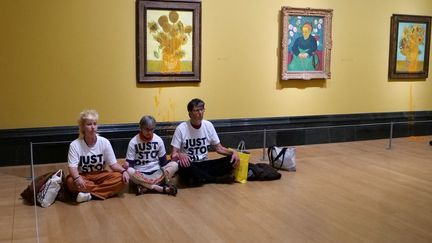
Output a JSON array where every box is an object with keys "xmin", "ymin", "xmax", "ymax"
[
  {"xmin": 191, "ymin": 108, "xmax": 205, "ymax": 113},
  {"xmin": 141, "ymin": 127, "xmax": 155, "ymax": 132}
]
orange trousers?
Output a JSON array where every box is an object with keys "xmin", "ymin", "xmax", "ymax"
[{"xmin": 66, "ymin": 171, "xmax": 125, "ymax": 200}]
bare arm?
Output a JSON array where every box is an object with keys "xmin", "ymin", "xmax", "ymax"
[
  {"xmin": 68, "ymin": 166, "xmax": 87, "ymax": 190},
  {"xmin": 110, "ymin": 162, "xmax": 129, "ymax": 183},
  {"xmin": 171, "ymin": 146, "xmax": 191, "ymax": 167},
  {"xmin": 213, "ymin": 143, "xmax": 240, "ymax": 168}
]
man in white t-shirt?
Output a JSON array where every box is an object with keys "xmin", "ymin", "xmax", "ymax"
[{"xmin": 171, "ymin": 98, "xmax": 240, "ymax": 186}]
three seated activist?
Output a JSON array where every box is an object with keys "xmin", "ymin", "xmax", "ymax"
[{"xmin": 170, "ymin": 98, "xmax": 240, "ymax": 186}]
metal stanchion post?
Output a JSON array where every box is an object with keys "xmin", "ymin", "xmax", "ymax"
[
  {"xmin": 30, "ymin": 142, "xmax": 41, "ymax": 243},
  {"xmin": 387, "ymin": 122, "xmax": 394, "ymax": 150},
  {"xmin": 261, "ymin": 129, "xmax": 267, "ymax": 161},
  {"xmin": 28, "ymin": 142, "xmax": 34, "ymax": 180}
]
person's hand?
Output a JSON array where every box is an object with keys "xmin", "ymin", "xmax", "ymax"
[
  {"xmin": 230, "ymin": 152, "xmax": 240, "ymax": 168},
  {"xmin": 177, "ymin": 153, "xmax": 191, "ymax": 167},
  {"xmin": 299, "ymin": 53, "xmax": 309, "ymax": 59},
  {"xmin": 122, "ymin": 161, "xmax": 129, "ymax": 170},
  {"xmin": 74, "ymin": 176, "xmax": 87, "ymax": 191},
  {"xmin": 122, "ymin": 170, "xmax": 130, "ymax": 183}
]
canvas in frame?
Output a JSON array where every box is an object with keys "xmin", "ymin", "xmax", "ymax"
[
  {"xmin": 281, "ymin": 7, "xmax": 333, "ymax": 80},
  {"xmin": 137, "ymin": 0, "xmax": 201, "ymax": 83},
  {"xmin": 388, "ymin": 14, "xmax": 432, "ymax": 79}
]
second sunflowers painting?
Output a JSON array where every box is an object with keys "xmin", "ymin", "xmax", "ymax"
[
  {"xmin": 388, "ymin": 14, "xmax": 431, "ymax": 79},
  {"xmin": 137, "ymin": 0, "xmax": 201, "ymax": 83}
]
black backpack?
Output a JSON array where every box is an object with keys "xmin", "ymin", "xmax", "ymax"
[{"xmin": 247, "ymin": 163, "xmax": 281, "ymax": 181}]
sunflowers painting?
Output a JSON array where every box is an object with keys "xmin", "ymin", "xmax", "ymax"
[
  {"xmin": 397, "ymin": 23, "xmax": 427, "ymax": 72},
  {"xmin": 146, "ymin": 10, "xmax": 193, "ymax": 73},
  {"xmin": 389, "ymin": 14, "xmax": 431, "ymax": 79}
]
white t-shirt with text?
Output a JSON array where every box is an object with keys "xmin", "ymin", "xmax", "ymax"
[
  {"xmin": 171, "ymin": 120, "xmax": 220, "ymax": 162},
  {"xmin": 125, "ymin": 133, "xmax": 166, "ymax": 173},
  {"xmin": 68, "ymin": 135, "xmax": 117, "ymax": 173}
]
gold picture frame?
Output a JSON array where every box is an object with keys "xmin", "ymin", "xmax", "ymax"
[
  {"xmin": 136, "ymin": 0, "xmax": 201, "ymax": 83},
  {"xmin": 281, "ymin": 7, "xmax": 333, "ymax": 80}
]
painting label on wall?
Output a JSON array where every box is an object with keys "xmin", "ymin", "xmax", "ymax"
[
  {"xmin": 281, "ymin": 7, "xmax": 333, "ymax": 80},
  {"xmin": 137, "ymin": 0, "xmax": 201, "ymax": 83},
  {"xmin": 388, "ymin": 14, "xmax": 431, "ymax": 79}
]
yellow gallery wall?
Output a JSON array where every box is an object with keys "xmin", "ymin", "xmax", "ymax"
[{"xmin": 1, "ymin": 0, "xmax": 431, "ymax": 129}]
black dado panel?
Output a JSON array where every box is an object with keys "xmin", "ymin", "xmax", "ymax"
[
  {"xmin": 355, "ymin": 124, "xmax": 390, "ymax": 141},
  {"xmin": 329, "ymin": 127, "xmax": 356, "ymax": 143},
  {"xmin": 0, "ymin": 111, "xmax": 431, "ymax": 166},
  {"xmin": 276, "ymin": 130, "xmax": 306, "ymax": 146}
]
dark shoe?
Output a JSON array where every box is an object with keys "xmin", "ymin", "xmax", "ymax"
[
  {"xmin": 136, "ymin": 185, "xmax": 148, "ymax": 196},
  {"xmin": 162, "ymin": 185, "xmax": 178, "ymax": 196}
]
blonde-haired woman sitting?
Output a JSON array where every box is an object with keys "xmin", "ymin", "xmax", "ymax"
[{"xmin": 66, "ymin": 110, "xmax": 129, "ymax": 203}]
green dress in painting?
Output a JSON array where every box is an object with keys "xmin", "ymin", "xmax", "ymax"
[{"xmin": 288, "ymin": 35, "xmax": 318, "ymax": 71}]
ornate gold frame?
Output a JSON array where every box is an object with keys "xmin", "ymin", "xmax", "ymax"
[{"xmin": 281, "ymin": 7, "xmax": 333, "ymax": 80}]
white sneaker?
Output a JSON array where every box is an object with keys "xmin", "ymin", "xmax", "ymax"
[{"xmin": 76, "ymin": 192, "xmax": 92, "ymax": 203}]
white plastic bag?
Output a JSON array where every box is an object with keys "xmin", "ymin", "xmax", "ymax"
[
  {"xmin": 268, "ymin": 146, "xmax": 296, "ymax": 171},
  {"xmin": 37, "ymin": 169, "xmax": 63, "ymax": 208}
]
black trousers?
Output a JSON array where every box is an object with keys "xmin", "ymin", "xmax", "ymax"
[{"xmin": 178, "ymin": 156, "xmax": 234, "ymax": 186}]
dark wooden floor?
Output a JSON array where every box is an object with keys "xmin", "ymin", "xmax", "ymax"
[{"xmin": 1, "ymin": 136, "xmax": 432, "ymax": 243}]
